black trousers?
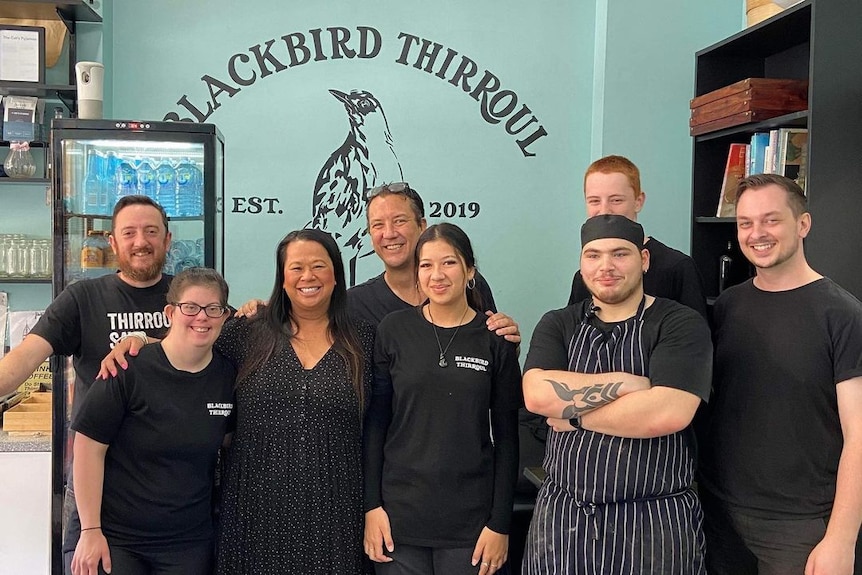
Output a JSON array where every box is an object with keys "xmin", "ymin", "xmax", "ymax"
[
  {"xmin": 374, "ymin": 544, "xmax": 487, "ymax": 575},
  {"xmin": 700, "ymin": 487, "xmax": 862, "ymax": 575},
  {"xmin": 94, "ymin": 541, "xmax": 213, "ymax": 575}
]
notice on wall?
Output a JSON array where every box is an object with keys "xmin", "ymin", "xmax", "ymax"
[
  {"xmin": 9, "ymin": 310, "xmax": 47, "ymax": 393},
  {"xmin": 0, "ymin": 27, "xmax": 42, "ymax": 82}
]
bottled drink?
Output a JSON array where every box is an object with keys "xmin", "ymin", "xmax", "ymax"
[
  {"xmin": 175, "ymin": 158, "xmax": 203, "ymax": 216},
  {"xmin": 114, "ymin": 158, "xmax": 137, "ymax": 204},
  {"xmin": 102, "ymin": 232, "xmax": 117, "ymax": 269},
  {"xmin": 102, "ymin": 152, "xmax": 121, "ymax": 212},
  {"xmin": 155, "ymin": 160, "xmax": 177, "ymax": 216},
  {"xmin": 83, "ymin": 150, "xmax": 103, "ymax": 214},
  {"xmin": 136, "ymin": 158, "xmax": 157, "ymax": 200},
  {"xmin": 718, "ymin": 241, "xmax": 734, "ymax": 293},
  {"xmin": 81, "ymin": 230, "xmax": 106, "ymax": 269}
]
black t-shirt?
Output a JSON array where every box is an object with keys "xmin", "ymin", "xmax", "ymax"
[
  {"xmin": 30, "ymin": 273, "xmax": 172, "ymax": 418},
  {"xmin": 701, "ymin": 278, "xmax": 862, "ymax": 519},
  {"xmin": 364, "ymin": 307, "xmax": 522, "ymax": 547},
  {"xmin": 524, "ymin": 298, "xmax": 712, "ymax": 500},
  {"xmin": 348, "ymin": 271, "xmax": 497, "ymax": 326},
  {"xmin": 568, "ymin": 237, "xmax": 707, "ymax": 319},
  {"xmin": 71, "ymin": 344, "xmax": 236, "ymax": 549},
  {"xmin": 525, "ymin": 298, "xmax": 712, "ymax": 401}
]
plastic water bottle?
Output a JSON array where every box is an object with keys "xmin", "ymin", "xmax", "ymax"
[
  {"xmin": 136, "ymin": 158, "xmax": 157, "ymax": 201},
  {"xmin": 115, "ymin": 158, "xmax": 137, "ymax": 203},
  {"xmin": 83, "ymin": 150, "xmax": 102, "ymax": 214},
  {"xmin": 155, "ymin": 160, "xmax": 177, "ymax": 216},
  {"xmin": 102, "ymin": 152, "xmax": 120, "ymax": 211},
  {"xmin": 175, "ymin": 158, "xmax": 203, "ymax": 216}
]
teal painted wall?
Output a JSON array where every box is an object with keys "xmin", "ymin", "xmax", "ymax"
[
  {"xmin": 597, "ymin": 0, "xmax": 741, "ymax": 252},
  {"xmin": 102, "ymin": 1, "xmax": 741, "ymax": 342}
]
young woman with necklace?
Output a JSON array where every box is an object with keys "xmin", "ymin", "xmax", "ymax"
[{"xmin": 363, "ymin": 223, "xmax": 522, "ymax": 575}]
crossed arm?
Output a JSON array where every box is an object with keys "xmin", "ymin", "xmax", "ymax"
[{"xmin": 522, "ymin": 368, "xmax": 702, "ymax": 439}]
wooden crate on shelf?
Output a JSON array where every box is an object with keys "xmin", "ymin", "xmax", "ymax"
[
  {"xmin": 2, "ymin": 392, "xmax": 51, "ymax": 433},
  {"xmin": 690, "ymin": 78, "xmax": 808, "ymax": 135}
]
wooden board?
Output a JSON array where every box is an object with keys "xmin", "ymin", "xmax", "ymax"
[
  {"xmin": 690, "ymin": 78, "xmax": 808, "ymax": 135},
  {"xmin": 2, "ymin": 393, "xmax": 51, "ymax": 432}
]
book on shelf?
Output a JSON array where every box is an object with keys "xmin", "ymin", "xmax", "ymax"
[
  {"xmin": 749, "ymin": 132, "xmax": 770, "ymax": 175},
  {"xmin": 777, "ymin": 128, "xmax": 808, "ymax": 192},
  {"xmin": 766, "ymin": 129, "xmax": 780, "ymax": 173},
  {"xmin": 716, "ymin": 143, "xmax": 748, "ymax": 217}
]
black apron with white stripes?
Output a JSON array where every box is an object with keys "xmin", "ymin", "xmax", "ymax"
[{"xmin": 523, "ymin": 299, "xmax": 705, "ymax": 575}]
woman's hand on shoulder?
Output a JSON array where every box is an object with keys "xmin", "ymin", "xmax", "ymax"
[
  {"xmin": 363, "ymin": 506, "xmax": 394, "ymax": 563},
  {"xmin": 472, "ymin": 526, "xmax": 508, "ymax": 575},
  {"xmin": 71, "ymin": 528, "xmax": 111, "ymax": 575}
]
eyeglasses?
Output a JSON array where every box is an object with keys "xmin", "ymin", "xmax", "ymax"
[
  {"xmin": 366, "ymin": 181, "xmax": 416, "ymax": 201},
  {"xmin": 172, "ymin": 302, "xmax": 229, "ymax": 318}
]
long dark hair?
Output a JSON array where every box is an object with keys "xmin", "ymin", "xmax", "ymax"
[
  {"xmin": 414, "ymin": 223, "xmax": 484, "ymax": 311},
  {"xmin": 237, "ymin": 229, "xmax": 365, "ymax": 405}
]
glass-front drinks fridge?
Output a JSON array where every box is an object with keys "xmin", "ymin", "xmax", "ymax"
[{"xmin": 48, "ymin": 119, "xmax": 224, "ymax": 572}]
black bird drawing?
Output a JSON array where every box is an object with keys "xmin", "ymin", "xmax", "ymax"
[{"xmin": 308, "ymin": 89, "xmax": 403, "ymax": 286}]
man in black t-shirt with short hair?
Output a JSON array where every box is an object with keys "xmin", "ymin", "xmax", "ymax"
[
  {"xmin": 522, "ymin": 214, "xmax": 712, "ymax": 574},
  {"xmin": 348, "ymin": 181, "xmax": 507, "ymax": 334},
  {"xmin": 700, "ymin": 174, "xmax": 862, "ymax": 575}
]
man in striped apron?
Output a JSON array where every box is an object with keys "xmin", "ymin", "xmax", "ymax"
[{"xmin": 522, "ymin": 214, "xmax": 712, "ymax": 574}]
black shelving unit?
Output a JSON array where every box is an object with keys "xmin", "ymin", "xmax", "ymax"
[
  {"xmin": 690, "ymin": 0, "xmax": 862, "ymax": 300},
  {"xmin": 0, "ymin": 0, "xmax": 102, "ymax": 112}
]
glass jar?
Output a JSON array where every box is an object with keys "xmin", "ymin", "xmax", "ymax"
[
  {"xmin": 4, "ymin": 142, "xmax": 37, "ymax": 178},
  {"xmin": 81, "ymin": 230, "xmax": 105, "ymax": 269},
  {"xmin": 29, "ymin": 239, "xmax": 52, "ymax": 278}
]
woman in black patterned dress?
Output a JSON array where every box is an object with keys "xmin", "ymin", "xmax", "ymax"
[{"xmin": 216, "ymin": 229, "xmax": 373, "ymax": 574}]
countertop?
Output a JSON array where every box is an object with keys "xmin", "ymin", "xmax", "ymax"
[{"xmin": 0, "ymin": 430, "xmax": 52, "ymax": 452}]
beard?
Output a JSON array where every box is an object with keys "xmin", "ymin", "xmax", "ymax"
[
  {"xmin": 587, "ymin": 278, "xmax": 642, "ymax": 307},
  {"xmin": 116, "ymin": 251, "xmax": 166, "ymax": 283}
]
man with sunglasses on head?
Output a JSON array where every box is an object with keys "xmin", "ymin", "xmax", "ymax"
[
  {"xmin": 350, "ymin": 182, "xmax": 518, "ymax": 341},
  {"xmin": 232, "ymin": 182, "xmax": 520, "ymax": 341},
  {"xmin": 0, "ymin": 195, "xmax": 174, "ymax": 575}
]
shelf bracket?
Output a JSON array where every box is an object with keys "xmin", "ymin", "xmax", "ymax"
[
  {"xmin": 56, "ymin": 6, "xmax": 78, "ymax": 111},
  {"xmin": 56, "ymin": 91, "xmax": 76, "ymax": 113}
]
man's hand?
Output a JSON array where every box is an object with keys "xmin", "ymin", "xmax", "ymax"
[
  {"xmin": 546, "ymin": 417, "xmax": 576, "ymax": 433},
  {"xmin": 235, "ymin": 299, "xmax": 266, "ymax": 319},
  {"xmin": 97, "ymin": 337, "xmax": 144, "ymax": 379},
  {"xmin": 485, "ymin": 311, "xmax": 520, "ymax": 344},
  {"xmin": 364, "ymin": 506, "xmax": 394, "ymax": 563},
  {"xmin": 71, "ymin": 529, "xmax": 111, "ymax": 575},
  {"xmin": 805, "ymin": 534, "xmax": 855, "ymax": 575}
]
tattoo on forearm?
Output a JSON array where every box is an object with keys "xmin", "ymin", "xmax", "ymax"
[{"xmin": 544, "ymin": 378, "xmax": 625, "ymax": 419}]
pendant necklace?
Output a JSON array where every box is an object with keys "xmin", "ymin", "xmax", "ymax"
[{"xmin": 428, "ymin": 304, "xmax": 469, "ymax": 368}]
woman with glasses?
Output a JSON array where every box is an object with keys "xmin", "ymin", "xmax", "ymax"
[
  {"xmin": 215, "ymin": 229, "xmax": 373, "ymax": 575},
  {"xmin": 70, "ymin": 267, "xmax": 235, "ymax": 575},
  {"xmin": 363, "ymin": 223, "xmax": 522, "ymax": 575}
]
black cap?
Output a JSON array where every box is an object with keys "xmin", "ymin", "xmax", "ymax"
[{"xmin": 580, "ymin": 214, "xmax": 644, "ymax": 250}]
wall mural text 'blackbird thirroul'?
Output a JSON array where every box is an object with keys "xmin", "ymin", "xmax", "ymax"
[{"xmin": 307, "ymin": 89, "xmax": 403, "ymax": 286}]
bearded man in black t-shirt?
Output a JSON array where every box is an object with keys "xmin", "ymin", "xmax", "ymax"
[{"xmin": 0, "ymin": 195, "xmax": 174, "ymax": 575}]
